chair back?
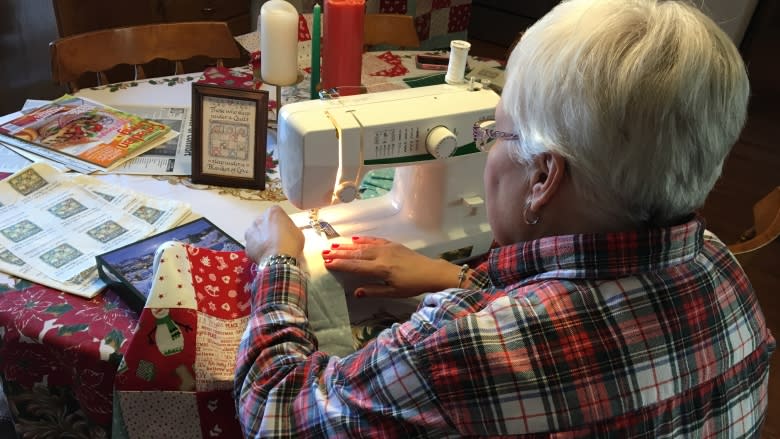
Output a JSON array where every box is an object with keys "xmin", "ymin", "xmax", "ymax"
[
  {"xmin": 50, "ymin": 21, "xmax": 241, "ymax": 91},
  {"xmin": 728, "ymin": 186, "xmax": 780, "ymax": 255},
  {"xmin": 363, "ymin": 14, "xmax": 420, "ymax": 49}
]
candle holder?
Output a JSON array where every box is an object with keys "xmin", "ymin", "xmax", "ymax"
[{"xmin": 262, "ymin": 71, "xmax": 304, "ymax": 125}]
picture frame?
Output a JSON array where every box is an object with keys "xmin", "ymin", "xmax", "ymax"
[{"xmin": 191, "ymin": 82, "xmax": 268, "ymax": 189}]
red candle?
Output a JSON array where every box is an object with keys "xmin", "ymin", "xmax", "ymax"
[{"xmin": 322, "ymin": 0, "xmax": 365, "ymax": 96}]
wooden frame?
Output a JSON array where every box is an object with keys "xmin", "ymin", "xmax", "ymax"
[{"xmin": 191, "ymin": 82, "xmax": 268, "ymax": 189}]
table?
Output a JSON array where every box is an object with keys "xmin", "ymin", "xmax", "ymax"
[{"xmin": 0, "ymin": 48, "xmax": 500, "ymax": 436}]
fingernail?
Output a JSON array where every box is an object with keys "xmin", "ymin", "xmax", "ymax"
[
  {"xmin": 331, "ymin": 243, "xmax": 340, "ymax": 249},
  {"xmin": 355, "ymin": 289, "xmax": 364, "ymax": 297},
  {"xmin": 322, "ymin": 250, "xmax": 331, "ymax": 255},
  {"xmin": 324, "ymin": 259, "xmax": 332, "ymax": 264},
  {"xmin": 352, "ymin": 236, "xmax": 360, "ymax": 242}
]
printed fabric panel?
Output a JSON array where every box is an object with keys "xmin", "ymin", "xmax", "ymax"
[{"xmin": 112, "ymin": 241, "xmax": 253, "ymax": 438}]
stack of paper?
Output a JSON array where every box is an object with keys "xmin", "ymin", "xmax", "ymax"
[{"xmin": 0, "ymin": 163, "xmax": 191, "ymax": 298}]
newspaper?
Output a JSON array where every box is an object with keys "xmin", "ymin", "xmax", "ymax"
[
  {"xmin": 0, "ymin": 142, "xmax": 32, "ymax": 173},
  {"xmin": 0, "ymin": 162, "xmax": 191, "ymax": 298},
  {"xmin": 109, "ymin": 105, "xmax": 193, "ymax": 175}
]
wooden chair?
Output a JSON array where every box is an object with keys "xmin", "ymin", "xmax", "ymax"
[
  {"xmin": 363, "ymin": 14, "xmax": 420, "ymax": 49},
  {"xmin": 50, "ymin": 21, "xmax": 241, "ymax": 92},
  {"xmin": 728, "ymin": 186, "xmax": 780, "ymax": 255}
]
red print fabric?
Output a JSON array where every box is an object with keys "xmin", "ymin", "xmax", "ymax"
[
  {"xmin": 449, "ymin": 3, "xmax": 472, "ymax": 32},
  {"xmin": 415, "ymin": 12, "xmax": 432, "ymax": 41},
  {"xmin": 0, "ymin": 285, "xmax": 137, "ymax": 427},
  {"xmin": 379, "ymin": 0, "xmax": 408, "ymax": 14},
  {"xmin": 198, "ymin": 66, "xmax": 262, "ymax": 90},
  {"xmin": 298, "ymin": 12, "xmax": 311, "ymax": 41},
  {"xmin": 367, "ymin": 51, "xmax": 410, "ymax": 77}
]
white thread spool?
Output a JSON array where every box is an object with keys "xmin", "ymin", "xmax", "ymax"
[{"xmin": 445, "ymin": 40, "xmax": 471, "ymax": 84}]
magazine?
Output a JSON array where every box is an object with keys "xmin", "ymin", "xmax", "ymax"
[
  {"xmin": 96, "ymin": 217, "xmax": 243, "ymax": 311},
  {"xmin": 0, "ymin": 95, "xmax": 177, "ymax": 174}
]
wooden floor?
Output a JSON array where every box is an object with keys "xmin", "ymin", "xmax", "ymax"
[{"xmin": 474, "ymin": 16, "xmax": 780, "ymax": 435}]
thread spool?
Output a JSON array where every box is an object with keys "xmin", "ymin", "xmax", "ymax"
[{"xmin": 445, "ymin": 40, "xmax": 471, "ymax": 85}]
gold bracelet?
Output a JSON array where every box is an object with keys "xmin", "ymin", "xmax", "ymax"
[
  {"xmin": 260, "ymin": 254, "xmax": 298, "ymax": 268},
  {"xmin": 457, "ymin": 264, "xmax": 470, "ymax": 288}
]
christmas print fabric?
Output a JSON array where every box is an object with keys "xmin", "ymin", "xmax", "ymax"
[{"xmin": 112, "ymin": 241, "xmax": 252, "ymax": 438}]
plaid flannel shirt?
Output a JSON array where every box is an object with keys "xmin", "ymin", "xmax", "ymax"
[{"xmin": 235, "ymin": 217, "xmax": 774, "ymax": 437}]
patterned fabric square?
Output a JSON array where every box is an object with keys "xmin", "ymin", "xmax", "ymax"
[
  {"xmin": 379, "ymin": 0, "xmax": 408, "ymax": 14},
  {"xmin": 448, "ymin": 3, "xmax": 472, "ymax": 32},
  {"xmin": 117, "ymin": 391, "xmax": 201, "ymax": 438},
  {"xmin": 416, "ymin": 0, "xmax": 433, "ymax": 15},
  {"xmin": 415, "ymin": 12, "xmax": 432, "ymax": 41},
  {"xmin": 194, "ymin": 312, "xmax": 248, "ymax": 391},
  {"xmin": 368, "ymin": 0, "xmax": 472, "ymax": 49},
  {"xmin": 430, "ymin": 8, "xmax": 451, "ymax": 37},
  {"xmin": 196, "ymin": 390, "xmax": 244, "ymax": 438},
  {"xmin": 297, "ymin": 13, "xmax": 312, "ymax": 41}
]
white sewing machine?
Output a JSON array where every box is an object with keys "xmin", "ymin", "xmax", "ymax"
[
  {"xmin": 276, "ymin": 82, "xmax": 499, "ymax": 342},
  {"xmin": 278, "ymin": 82, "xmax": 499, "ymax": 261}
]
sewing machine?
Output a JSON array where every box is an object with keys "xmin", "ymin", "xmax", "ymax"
[{"xmin": 277, "ymin": 82, "xmax": 499, "ymax": 334}]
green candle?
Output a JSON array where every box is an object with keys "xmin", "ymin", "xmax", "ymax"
[{"xmin": 310, "ymin": 4, "xmax": 321, "ymax": 99}]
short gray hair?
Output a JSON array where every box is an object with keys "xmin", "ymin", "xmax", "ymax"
[{"xmin": 501, "ymin": 0, "xmax": 749, "ymax": 226}]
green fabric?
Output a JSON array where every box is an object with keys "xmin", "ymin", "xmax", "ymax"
[
  {"xmin": 403, "ymin": 73, "xmax": 446, "ymax": 88},
  {"xmin": 359, "ymin": 168, "xmax": 395, "ymax": 199}
]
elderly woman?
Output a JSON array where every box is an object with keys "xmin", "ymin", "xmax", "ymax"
[{"xmin": 235, "ymin": 0, "xmax": 775, "ymax": 436}]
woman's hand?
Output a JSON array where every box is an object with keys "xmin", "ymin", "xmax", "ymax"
[
  {"xmin": 245, "ymin": 205, "xmax": 304, "ymax": 264},
  {"xmin": 323, "ymin": 236, "xmax": 464, "ymax": 298}
]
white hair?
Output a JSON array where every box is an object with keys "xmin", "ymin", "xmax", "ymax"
[{"xmin": 501, "ymin": 0, "xmax": 750, "ymax": 226}]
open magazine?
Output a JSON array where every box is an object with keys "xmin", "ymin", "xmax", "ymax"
[
  {"xmin": 0, "ymin": 163, "xmax": 191, "ymax": 298},
  {"xmin": 0, "ymin": 95, "xmax": 177, "ymax": 174}
]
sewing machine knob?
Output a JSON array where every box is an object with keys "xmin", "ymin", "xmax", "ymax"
[
  {"xmin": 334, "ymin": 182, "xmax": 359, "ymax": 203},
  {"xmin": 425, "ymin": 126, "xmax": 458, "ymax": 159}
]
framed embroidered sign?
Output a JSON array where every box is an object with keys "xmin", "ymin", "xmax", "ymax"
[{"xmin": 191, "ymin": 83, "xmax": 268, "ymax": 189}]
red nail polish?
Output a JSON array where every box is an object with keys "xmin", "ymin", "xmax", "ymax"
[
  {"xmin": 322, "ymin": 250, "xmax": 331, "ymax": 255},
  {"xmin": 324, "ymin": 259, "xmax": 332, "ymax": 264},
  {"xmin": 355, "ymin": 289, "xmax": 364, "ymax": 297},
  {"xmin": 331, "ymin": 243, "xmax": 340, "ymax": 249},
  {"xmin": 352, "ymin": 236, "xmax": 360, "ymax": 242}
]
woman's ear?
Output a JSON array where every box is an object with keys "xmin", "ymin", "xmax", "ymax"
[{"xmin": 528, "ymin": 152, "xmax": 567, "ymax": 212}]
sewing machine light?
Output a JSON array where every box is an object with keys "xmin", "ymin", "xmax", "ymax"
[{"xmin": 334, "ymin": 181, "xmax": 359, "ymax": 203}]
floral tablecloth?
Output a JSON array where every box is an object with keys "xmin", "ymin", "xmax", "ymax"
[{"xmin": 0, "ymin": 19, "xmax": 500, "ymax": 434}]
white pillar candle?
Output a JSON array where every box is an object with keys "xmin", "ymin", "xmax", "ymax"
[{"xmin": 260, "ymin": 0, "xmax": 299, "ymax": 85}]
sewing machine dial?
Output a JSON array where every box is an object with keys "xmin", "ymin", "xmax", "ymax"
[{"xmin": 425, "ymin": 126, "xmax": 458, "ymax": 158}]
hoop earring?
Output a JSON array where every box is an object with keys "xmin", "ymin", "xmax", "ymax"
[{"xmin": 524, "ymin": 201, "xmax": 540, "ymax": 225}]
